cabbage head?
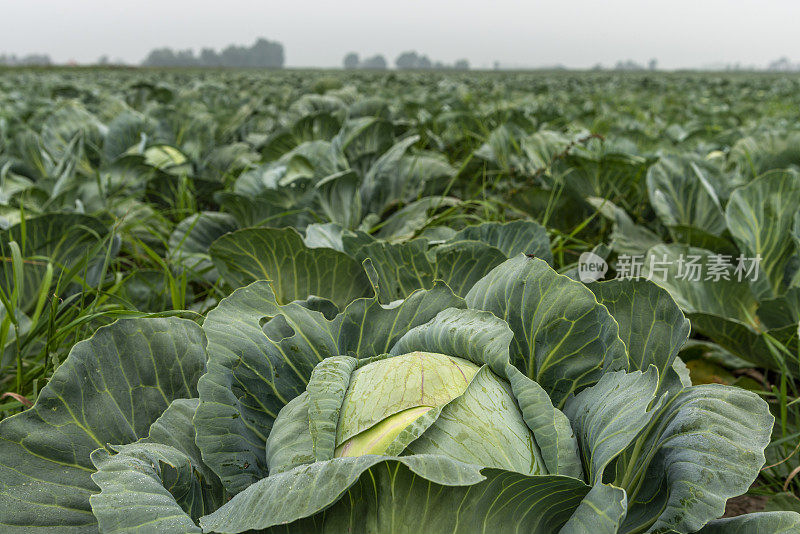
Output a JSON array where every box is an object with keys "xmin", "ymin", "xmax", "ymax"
[{"xmin": 272, "ymin": 351, "xmax": 546, "ymax": 476}]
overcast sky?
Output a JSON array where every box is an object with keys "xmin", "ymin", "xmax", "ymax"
[{"xmin": 2, "ymin": 0, "xmax": 798, "ymax": 69}]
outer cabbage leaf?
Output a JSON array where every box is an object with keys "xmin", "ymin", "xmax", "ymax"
[
  {"xmin": 349, "ymin": 238, "xmax": 507, "ymax": 302},
  {"xmin": 0, "ymin": 318, "xmax": 206, "ymax": 533},
  {"xmin": 564, "ymin": 368, "xmax": 660, "ymax": 485},
  {"xmin": 446, "ymin": 219, "xmax": 553, "ymax": 264},
  {"xmin": 615, "ymin": 384, "xmax": 773, "ymax": 533},
  {"xmin": 725, "ymin": 170, "xmax": 800, "ymax": 298},
  {"xmin": 169, "ymin": 211, "xmax": 237, "ymax": 258},
  {"xmin": 209, "ymin": 226, "xmax": 373, "ymax": 307},
  {"xmin": 646, "ymin": 155, "xmax": 727, "ymax": 236},
  {"xmin": 90, "ymin": 442, "xmax": 211, "ymax": 533},
  {"xmin": 466, "ymin": 255, "xmax": 628, "ymax": 406},
  {"xmin": 559, "ymin": 483, "xmax": 628, "ymax": 534},
  {"xmin": 199, "ymin": 455, "xmax": 591, "ymax": 534},
  {"xmin": 693, "ymin": 511, "xmax": 800, "ymax": 533},
  {"xmin": 315, "ymin": 170, "xmax": 362, "ymax": 229},
  {"xmin": 589, "ymin": 279, "xmax": 690, "ymax": 392}
]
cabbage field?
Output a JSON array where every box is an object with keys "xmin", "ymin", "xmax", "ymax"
[{"xmin": 0, "ymin": 68, "xmax": 800, "ymax": 532}]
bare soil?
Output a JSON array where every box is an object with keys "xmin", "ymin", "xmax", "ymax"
[{"xmin": 723, "ymin": 494, "xmax": 768, "ymax": 518}]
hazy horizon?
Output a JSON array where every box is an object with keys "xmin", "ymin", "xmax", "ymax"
[{"xmin": 2, "ymin": 0, "xmax": 799, "ymax": 69}]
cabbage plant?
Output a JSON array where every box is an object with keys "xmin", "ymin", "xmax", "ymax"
[
  {"xmin": 0, "ymin": 255, "xmax": 798, "ymax": 533},
  {"xmin": 597, "ymin": 166, "xmax": 800, "ymax": 373}
]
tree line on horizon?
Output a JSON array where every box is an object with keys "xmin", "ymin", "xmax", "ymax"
[
  {"xmin": 0, "ymin": 54, "xmax": 52, "ymax": 66},
  {"xmin": 4, "ymin": 40, "xmax": 800, "ymax": 72},
  {"xmin": 343, "ymin": 50, "xmax": 470, "ymax": 70}
]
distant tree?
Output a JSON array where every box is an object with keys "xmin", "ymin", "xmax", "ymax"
[
  {"xmin": 174, "ymin": 49, "xmax": 197, "ymax": 65},
  {"xmin": 143, "ymin": 48, "xmax": 179, "ymax": 67},
  {"xmin": 199, "ymin": 48, "xmax": 220, "ymax": 67},
  {"xmin": 23, "ymin": 54, "xmax": 52, "ymax": 66},
  {"xmin": 493, "ymin": 61, "xmax": 500, "ymax": 70},
  {"xmin": 361, "ymin": 54, "xmax": 387, "ymax": 70},
  {"xmin": 648, "ymin": 58, "xmax": 658, "ymax": 71},
  {"xmin": 142, "ymin": 38, "xmax": 284, "ymax": 68},
  {"xmin": 343, "ymin": 52, "xmax": 360, "ymax": 69},
  {"xmin": 219, "ymin": 45, "xmax": 243, "ymax": 67},
  {"xmin": 614, "ymin": 59, "xmax": 645, "ymax": 71},
  {"xmin": 768, "ymin": 57, "xmax": 795, "ymax": 71},
  {"xmin": 97, "ymin": 55, "xmax": 110, "ymax": 65},
  {"xmin": 453, "ymin": 59, "xmax": 470, "ymax": 70},
  {"xmin": 396, "ymin": 51, "xmax": 439, "ymax": 69},
  {"xmin": 250, "ymin": 38, "xmax": 284, "ymax": 68},
  {"xmin": 395, "ymin": 51, "xmax": 420, "ymax": 69}
]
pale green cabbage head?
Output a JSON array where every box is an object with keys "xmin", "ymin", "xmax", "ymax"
[{"xmin": 328, "ymin": 351, "xmax": 543, "ymax": 475}]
